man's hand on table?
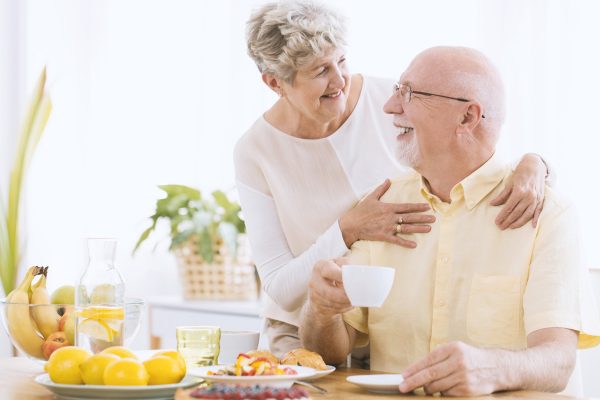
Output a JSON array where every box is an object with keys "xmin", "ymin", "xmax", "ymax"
[{"xmin": 399, "ymin": 341, "xmax": 498, "ymax": 396}]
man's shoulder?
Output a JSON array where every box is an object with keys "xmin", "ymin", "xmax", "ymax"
[
  {"xmin": 541, "ymin": 185, "xmax": 575, "ymax": 218},
  {"xmin": 381, "ymin": 172, "xmax": 423, "ymax": 202}
]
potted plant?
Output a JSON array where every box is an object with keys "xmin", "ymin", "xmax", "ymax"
[{"xmin": 134, "ymin": 185, "xmax": 257, "ymax": 300}]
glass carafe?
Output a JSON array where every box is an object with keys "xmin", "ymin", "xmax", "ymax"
[{"xmin": 75, "ymin": 238, "xmax": 126, "ymax": 353}]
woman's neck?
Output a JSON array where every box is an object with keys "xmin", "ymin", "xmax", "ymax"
[{"xmin": 265, "ymin": 74, "xmax": 363, "ymax": 139}]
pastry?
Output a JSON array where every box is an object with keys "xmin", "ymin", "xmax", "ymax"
[
  {"xmin": 280, "ymin": 348, "xmax": 327, "ymax": 371},
  {"xmin": 245, "ymin": 350, "xmax": 279, "ymax": 366}
]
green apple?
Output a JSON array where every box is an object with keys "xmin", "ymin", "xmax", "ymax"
[{"xmin": 50, "ymin": 285, "xmax": 75, "ymax": 305}]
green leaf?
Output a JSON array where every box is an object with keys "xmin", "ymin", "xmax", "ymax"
[
  {"xmin": 132, "ymin": 222, "xmax": 156, "ymax": 254},
  {"xmin": 1, "ymin": 67, "xmax": 51, "ymax": 295},
  {"xmin": 159, "ymin": 185, "xmax": 201, "ymax": 200}
]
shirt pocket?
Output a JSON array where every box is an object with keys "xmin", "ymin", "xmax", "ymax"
[{"xmin": 467, "ymin": 275, "xmax": 521, "ymax": 347}]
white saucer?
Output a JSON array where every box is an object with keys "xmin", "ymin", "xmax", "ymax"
[
  {"xmin": 346, "ymin": 374, "xmax": 404, "ymax": 394},
  {"xmin": 300, "ymin": 365, "xmax": 335, "ymax": 381}
]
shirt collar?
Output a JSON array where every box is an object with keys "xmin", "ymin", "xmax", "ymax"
[{"xmin": 419, "ymin": 153, "xmax": 509, "ymax": 211}]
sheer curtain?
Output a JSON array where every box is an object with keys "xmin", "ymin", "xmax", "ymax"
[{"xmin": 1, "ymin": 0, "xmax": 599, "ymax": 364}]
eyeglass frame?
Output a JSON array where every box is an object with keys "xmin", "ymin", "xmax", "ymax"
[{"xmin": 393, "ymin": 82, "xmax": 485, "ymax": 119}]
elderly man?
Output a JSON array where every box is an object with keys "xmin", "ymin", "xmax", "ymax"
[{"xmin": 299, "ymin": 46, "xmax": 600, "ymax": 396}]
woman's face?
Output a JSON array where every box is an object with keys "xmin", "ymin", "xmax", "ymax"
[{"xmin": 281, "ymin": 48, "xmax": 351, "ymax": 123}]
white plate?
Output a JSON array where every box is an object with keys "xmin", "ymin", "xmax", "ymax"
[
  {"xmin": 189, "ymin": 365, "xmax": 316, "ymax": 388},
  {"xmin": 35, "ymin": 374, "xmax": 199, "ymax": 399},
  {"xmin": 299, "ymin": 365, "xmax": 335, "ymax": 381},
  {"xmin": 346, "ymin": 374, "xmax": 404, "ymax": 394}
]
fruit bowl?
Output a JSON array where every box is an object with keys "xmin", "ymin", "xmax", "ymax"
[{"xmin": 0, "ymin": 298, "xmax": 145, "ymax": 362}]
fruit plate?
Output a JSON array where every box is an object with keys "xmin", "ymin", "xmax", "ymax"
[
  {"xmin": 188, "ymin": 365, "xmax": 316, "ymax": 388},
  {"xmin": 299, "ymin": 365, "xmax": 335, "ymax": 382},
  {"xmin": 34, "ymin": 374, "xmax": 200, "ymax": 399}
]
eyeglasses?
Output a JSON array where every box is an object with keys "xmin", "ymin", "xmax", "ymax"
[{"xmin": 393, "ymin": 82, "xmax": 485, "ymax": 118}]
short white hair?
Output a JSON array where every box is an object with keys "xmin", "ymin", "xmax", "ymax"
[{"xmin": 246, "ymin": 0, "xmax": 347, "ymax": 83}]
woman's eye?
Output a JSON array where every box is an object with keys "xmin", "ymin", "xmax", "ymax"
[
  {"xmin": 339, "ymin": 57, "xmax": 346, "ymax": 64},
  {"xmin": 316, "ymin": 68, "xmax": 327, "ymax": 77}
]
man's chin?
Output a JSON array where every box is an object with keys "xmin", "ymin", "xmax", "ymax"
[{"xmin": 395, "ymin": 143, "xmax": 419, "ymax": 167}]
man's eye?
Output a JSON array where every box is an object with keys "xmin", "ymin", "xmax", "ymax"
[
  {"xmin": 316, "ymin": 68, "xmax": 327, "ymax": 77},
  {"xmin": 339, "ymin": 58, "xmax": 346, "ymax": 64}
]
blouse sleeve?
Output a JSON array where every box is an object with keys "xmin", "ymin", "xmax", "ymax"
[{"xmin": 237, "ymin": 180, "xmax": 349, "ymax": 311}]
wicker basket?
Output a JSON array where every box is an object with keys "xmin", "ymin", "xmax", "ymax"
[{"xmin": 174, "ymin": 237, "xmax": 258, "ymax": 300}]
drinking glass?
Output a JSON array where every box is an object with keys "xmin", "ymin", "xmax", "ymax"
[{"xmin": 176, "ymin": 326, "xmax": 221, "ymax": 368}]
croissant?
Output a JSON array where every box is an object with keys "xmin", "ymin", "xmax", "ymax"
[
  {"xmin": 245, "ymin": 349, "xmax": 279, "ymax": 365},
  {"xmin": 280, "ymin": 348, "xmax": 327, "ymax": 371}
]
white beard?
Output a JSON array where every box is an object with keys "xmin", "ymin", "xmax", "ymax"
[{"xmin": 395, "ymin": 133, "xmax": 421, "ymax": 167}]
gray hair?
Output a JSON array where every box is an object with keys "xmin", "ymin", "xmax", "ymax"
[{"xmin": 246, "ymin": 0, "xmax": 347, "ymax": 83}]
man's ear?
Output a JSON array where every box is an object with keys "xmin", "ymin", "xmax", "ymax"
[
  {"xmin": 262, "ymin": 73, "xmax": 283, "ymax": 96},
  {"xmin": 457, "ymin": 102, "xmax": 484, "ymax": 134}
]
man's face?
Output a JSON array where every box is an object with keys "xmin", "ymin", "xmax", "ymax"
[{"xmin": 383, "ymin": 55, "xmax": 463, "ymax": 170}]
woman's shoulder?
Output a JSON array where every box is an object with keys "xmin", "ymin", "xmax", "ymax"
[{"xmin": 361, "ymin": 75, "xmax": 395, "ymax": 95}]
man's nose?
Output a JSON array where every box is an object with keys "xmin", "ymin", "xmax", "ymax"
[{"xmin": 383, "ymin": 94, "xmax": 403, "ymax": 115}]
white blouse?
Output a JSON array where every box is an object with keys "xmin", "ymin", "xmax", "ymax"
[{"xmin": 234, "ymin": 76, "xmax": 404, "ymax": 326}]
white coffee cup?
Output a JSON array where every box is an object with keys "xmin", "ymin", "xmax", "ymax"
[
  {"xmin": 218, "ymin": 330, "xmax": 260, "ymax": 365},
  {"xmin": 342, "ymin": 264, "xmax": 395, "ymax": 307}
]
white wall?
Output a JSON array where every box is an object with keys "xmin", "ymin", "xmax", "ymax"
[{"xmin": 1, "ymin": 0, "xmax": 600, "ymax": 394}]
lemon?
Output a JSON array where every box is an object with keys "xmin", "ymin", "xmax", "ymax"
[
  {"xmin": 78, "ymin": 318, "xmax": 114, "ymax": 342},
  {"xmin": 143, "ymin": 355, "xmax": 185, "ymax": 385},
  {"xmin": 103, "ymin": 358, "xmax": 149, "ymax": 386},
  {"xmin": 78, "ymin": 306, "xmax": 124, "ymax": 320},
  {"xmin": 101, "ymin": 346, "xmax": 138, "ymax": 359},
  {"xmin": 79, "ymin": 353, "xmax": 120, "ymax": 385},
  {"xmin": 153, "ymin": 350, "xmax": 187, "ymax": 375},
  {"xmin": 44, "ymin": 346, "xmax": 92, "ymax": 384}
]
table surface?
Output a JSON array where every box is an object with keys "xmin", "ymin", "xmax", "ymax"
[{"xmin": 0, "ymin": 357, "xmax": 587, "ymax": 400}]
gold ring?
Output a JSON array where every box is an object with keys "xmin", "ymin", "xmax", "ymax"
[
  {"xmin": 398, "ymin": 216, "xmax": 404, "ymax": 225},
  {"xmin": 396, "ymin": 223, "xmax": 402, "ymax": 234}
]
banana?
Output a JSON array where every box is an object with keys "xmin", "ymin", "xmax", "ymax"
[
  {"xmin": 30, "ymin": 273, "xmax": 60, "ymax": 338},
  {"xmin": 6, "ymin": 266, "xmax": 45, "ymax": 359}
]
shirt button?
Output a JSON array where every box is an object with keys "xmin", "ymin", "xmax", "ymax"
[
  {"xmin": 436, "ymin": 299, "xmax": 446, "ymax": 307},
  {"xmin": 441, "ymin": 256, "xmax": 449, "ymax": 263}
]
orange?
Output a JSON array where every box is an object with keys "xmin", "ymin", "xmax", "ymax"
[
  {"xmin": 153, "ymin": 350, "xmax": 187, "ymax": 375},
  {"xmin": 79, "ymin": 353, "xmax": 120, "ymax": 385},
  {"xmin": 44, "ymin": 346, "xmax": 92, "ymax": 384},
  {"xmin": 103, "ymin": 358, "xmax": 149, "ymax": 386},
  {"xmin": 100, "ymin": 346, "xmax": 137, "ymax": 359},
  {"xmin": 143, "ymin": 355, "xmax": 185, "ymax": 385}
]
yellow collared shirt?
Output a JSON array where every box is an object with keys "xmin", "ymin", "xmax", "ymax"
[{"xmin": 344, "ymin": 153, "xmax": 600, "ymax": 373}]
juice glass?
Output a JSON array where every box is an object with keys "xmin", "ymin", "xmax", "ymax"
[{"xmin": 176, "ymin": 326, "xmax": 221, "ymax": 368}]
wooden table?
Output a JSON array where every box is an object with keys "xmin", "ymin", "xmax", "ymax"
[{"xmin": 0, "ymin": 357, "xmax": 585, "ymax": 399}]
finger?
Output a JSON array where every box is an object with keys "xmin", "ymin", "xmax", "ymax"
[
  {"xmin": 319, "ymin": 260, "xmax": 343, "ymax": 282},
  {"xmin": 333, "ymin": 257, "xmax": 350, "ymax": 267},
  {"xmin": 424, "ymin": 373, "xmax": 462, "ymax": 396},
  {"xmin": 367, "ymin": 179, "xmax": 391, "ymax": 200},
  {"xmin": 501, "ymin": 199, "xmax": 530, "ymax": 228},
  {"xmin": 495, "ymin": 194, "xmax": 518, "ymax": 229},
  {"xmin": 398, "ymin": 224, "xmax": 432, "ymax": 234},
  {"xmin": 384, "ymin": 235, "xmax": 417, "ymax": 248},
  {"xmin": 399, "ymin": 351, "xmax": 453, "ymax": 393},
  {"xmin": 397, "ymin": 213, "xmax": 436, "ymax": 225},
  {"xmin": 489, "ymin": 186, "xmax": 511, "ymax": 206},
  {"xmin": 532, "ymin": 198, "xmax": 545, "ymax": 227},
  {"xmin": 391, "ymin": 203, "xmax": 431, "ymax": 214},
  {"xmin": 509, "ymin": 202, "xmax": 537, "ymax": 229},
  {"xmin": 314, "ymin": 278, "xmax": 351, "ymax": 305}
]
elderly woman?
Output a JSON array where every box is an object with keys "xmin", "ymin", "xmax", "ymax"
[{"xmin": 234, "ymin": 0, "xmax": 549, "ymax": 357}]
